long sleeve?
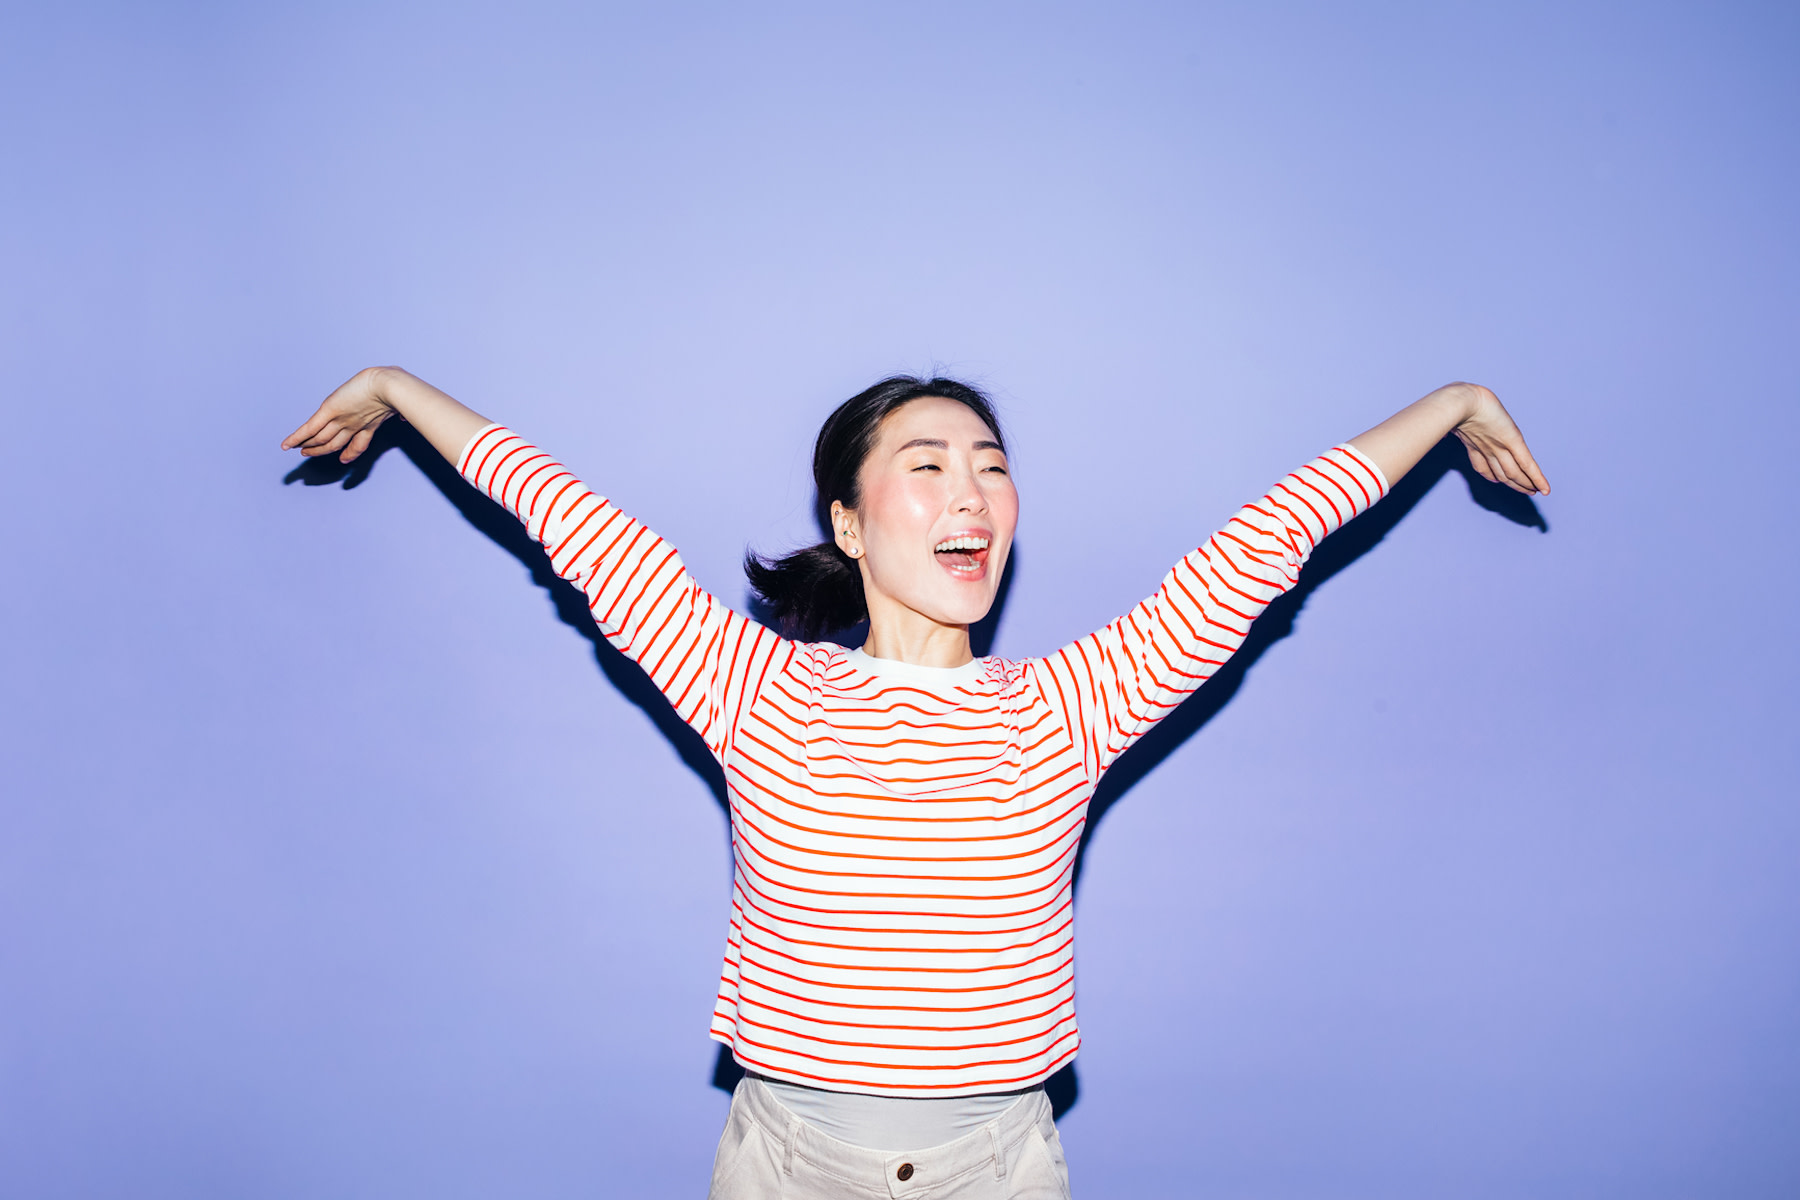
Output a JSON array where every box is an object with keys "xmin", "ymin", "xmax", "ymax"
[
  {"xmin": 1031, "ymin": 443, "xmax": 1389, "ymax": 779},
  {"xmin": 458, "ymin": 424, "xmax": 788, "ymax": 760}
]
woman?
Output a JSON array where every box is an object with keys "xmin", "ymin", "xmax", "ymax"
[{"xmin": 285, "ymin": 369, "xmax": 1547, "ymax": 1198}]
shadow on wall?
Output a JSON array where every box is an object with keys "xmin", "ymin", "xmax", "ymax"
[
  {"xmin": 1082, "ymin": 436, "xmax": 1547, "ymax": 881},
  {"xmin": 284, "ymin": 423, "xmax": 730, "ymax": 813},
  {"xmin": 285, "ymin": 427, "xmax": 1544, "ymax": 1119}
]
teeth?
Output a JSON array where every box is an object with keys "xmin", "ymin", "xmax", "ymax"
[{"xmin": 933, "ymin": 535, "xmax": 990, "ymax": 553}]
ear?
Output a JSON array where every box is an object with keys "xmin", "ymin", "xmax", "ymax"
[{"xmin": 829, "ymin": 500, "xmax": 862, "ymax": 559}]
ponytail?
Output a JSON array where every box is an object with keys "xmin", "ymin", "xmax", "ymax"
[
  {"xmin": 746, "ymin": 374, "xmax": 1005, "ymax": 641},
  {"xmin": 744, "ymin": 542, "xmax": 867, "ymax": 640}
]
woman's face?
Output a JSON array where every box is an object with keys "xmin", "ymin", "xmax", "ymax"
[{"xmin": 833, "ymin": 396, "xmax": 1019, "ymax": 631}]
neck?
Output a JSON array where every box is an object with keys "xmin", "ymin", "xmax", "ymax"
[{"xmin": 860, "ymin": 599, "xmax": 974, "ymax": 669}]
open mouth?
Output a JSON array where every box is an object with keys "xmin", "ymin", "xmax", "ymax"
[{"xmin": 933, "ymin": 534, "xmax": 991, "ymax": 579}]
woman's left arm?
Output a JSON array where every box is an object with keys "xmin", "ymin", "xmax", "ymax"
[
  {"xmin": 1033, "ymin": 382, "xmax": 1547, "ymax": 780},
  {"xmin": 1350, "ymin": 382, "xmax": 1550, "ymax": 497}
]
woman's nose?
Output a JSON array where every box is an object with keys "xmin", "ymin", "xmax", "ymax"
[{"xmin": 950, "ymin": 470, "xmax": 987, "ymax": 514}]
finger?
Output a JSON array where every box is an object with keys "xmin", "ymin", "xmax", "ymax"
[
  {"xmin": 1486, "ymin": 453, "xmax": 1530, "ymax": 494},
  {"xmin": 1514, "ymin": 444, "xmax": 1551, "ymax": 495},
  {"xmin": 341, "ymin": 426, "xmax": 376, "ymax": 464},
  {"xmin": 1490, "ymin": 446, "xmax": 1538, "ymax": 494},
  {"xmin": 283, "ymin": 408, "xmax": 333, "ymax": 450},
  {"xmin": 302, "ymin": 425, "xmax": 352, "ymax": 457},
  {"xmin": 298, "ymin": 419, "xmax": 343, "ymax": 454},
  {"xmin": 1464, "ymin": 441, "xmax": 1498, "ymax": 484}
]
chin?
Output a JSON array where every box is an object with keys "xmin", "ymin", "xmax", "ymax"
[{"xmin": 929, "ymin": 595, "xmax": 997, "ymax": 629}]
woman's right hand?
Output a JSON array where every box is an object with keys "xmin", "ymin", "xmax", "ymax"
[{"xmin": 282, "ymin": 367, "xmax": 403, "ymax": 464}]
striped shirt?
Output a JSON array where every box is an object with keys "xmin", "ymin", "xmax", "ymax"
[{"xmin": 459, "ymin": 424, "xmax": 1388, "ymax": 1097}]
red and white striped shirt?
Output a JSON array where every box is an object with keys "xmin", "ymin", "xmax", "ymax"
[{"xmin": 459, "ymin": 424, "xmax": 1387, "ymax": 1097}]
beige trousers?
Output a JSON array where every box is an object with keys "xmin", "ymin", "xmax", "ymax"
[{"xmin": 708, "ymin": 1075, "xmax": 1073, "ymax": 1199}]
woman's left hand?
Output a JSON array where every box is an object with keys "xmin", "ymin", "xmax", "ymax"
[
  {"xmin": 1443, "ymin": 383, "xmax": 1552, "ymax": 496},
  {"xmin": 1350, "ymin": 381, "xmax": 1551, "ymax": 499}
]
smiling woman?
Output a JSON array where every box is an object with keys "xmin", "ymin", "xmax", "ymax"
[
  {"xmin": 283, "ymin": 367, "xmax": 1546, "ymax": 1200},
  {"xmin": 746, "ymin": 376, "xmax": 1018, "ymax": 665}
]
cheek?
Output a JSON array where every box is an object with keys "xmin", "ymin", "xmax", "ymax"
[
  {"xmin": 992, "ymin": 485, "xmax": 1021, "ymax": 537},
  {"xmin": 861, "ymin": 482, "xmax": 938, "ymax": 548}
]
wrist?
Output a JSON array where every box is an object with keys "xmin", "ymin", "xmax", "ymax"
[
  {"xmin": 363, "ymin": 365, "xmax": 414, "ymax": 414},
  {"xmin": 1429, "ymin": 382, "xmax": 1483, "ymax": 427}
]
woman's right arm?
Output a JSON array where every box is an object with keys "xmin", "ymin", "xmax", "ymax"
[
  {"xmin": 283, "ymin": 368, "xmax": 789, "ymax": 761},
  {"xmin": 282, "ymin": 366, "xmax": 490, "ymax": 465}
]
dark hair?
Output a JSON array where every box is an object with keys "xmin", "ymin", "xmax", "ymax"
[{"xmin": 746, "ymin": 375, "xmax": 1006, "ymax": 640}]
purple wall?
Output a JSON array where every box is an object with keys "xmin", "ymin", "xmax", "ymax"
[{"xmin": 3, "ymin": 4, "xmax": 1796, "ymax": 1196}]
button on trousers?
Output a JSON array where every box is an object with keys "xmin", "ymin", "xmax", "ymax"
[{"xmin": 708, "ymin": 1075, "xmax": 1073, "ymax": 1199}]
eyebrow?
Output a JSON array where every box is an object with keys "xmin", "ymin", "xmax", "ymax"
[{"xmin": 894, "ymin": 437, "xmax": 1007, "ymax": 454}]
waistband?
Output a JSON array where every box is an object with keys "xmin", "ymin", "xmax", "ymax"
[
  {"xmin": 732, "ymin": 1073, "xmax": 1053, "ymax": 1196},
  {"xmin": 750, "ymin": 1070, "xmax": 1038, "ymax": 1149}
]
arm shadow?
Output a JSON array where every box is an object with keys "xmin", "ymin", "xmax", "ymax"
[
  {"xmin": 1080, "ymin": 437, "xmax": 1547, "ymax": 886},
  {"xmin": 282, "ymin": 420, "xmax": 729, "ymax": 814}
]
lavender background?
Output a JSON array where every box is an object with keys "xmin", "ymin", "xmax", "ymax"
[{"xmin": 3, "ymin": 3, "xmax": 1797, "ymax": 1197}]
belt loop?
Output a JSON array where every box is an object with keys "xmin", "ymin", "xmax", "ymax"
[
  {"xmin": 989, "ymin": 1121, "xmax": 1006, "ymax": 1180},
  {"xmin": 783, "ymin": 1117, "xmax": 801, "ymax": 1176}
]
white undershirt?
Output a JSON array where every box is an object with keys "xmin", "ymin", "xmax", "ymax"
[{"xmin": 753, "ymin": 1073, "xmax": 1040, "ymax": 1150}]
